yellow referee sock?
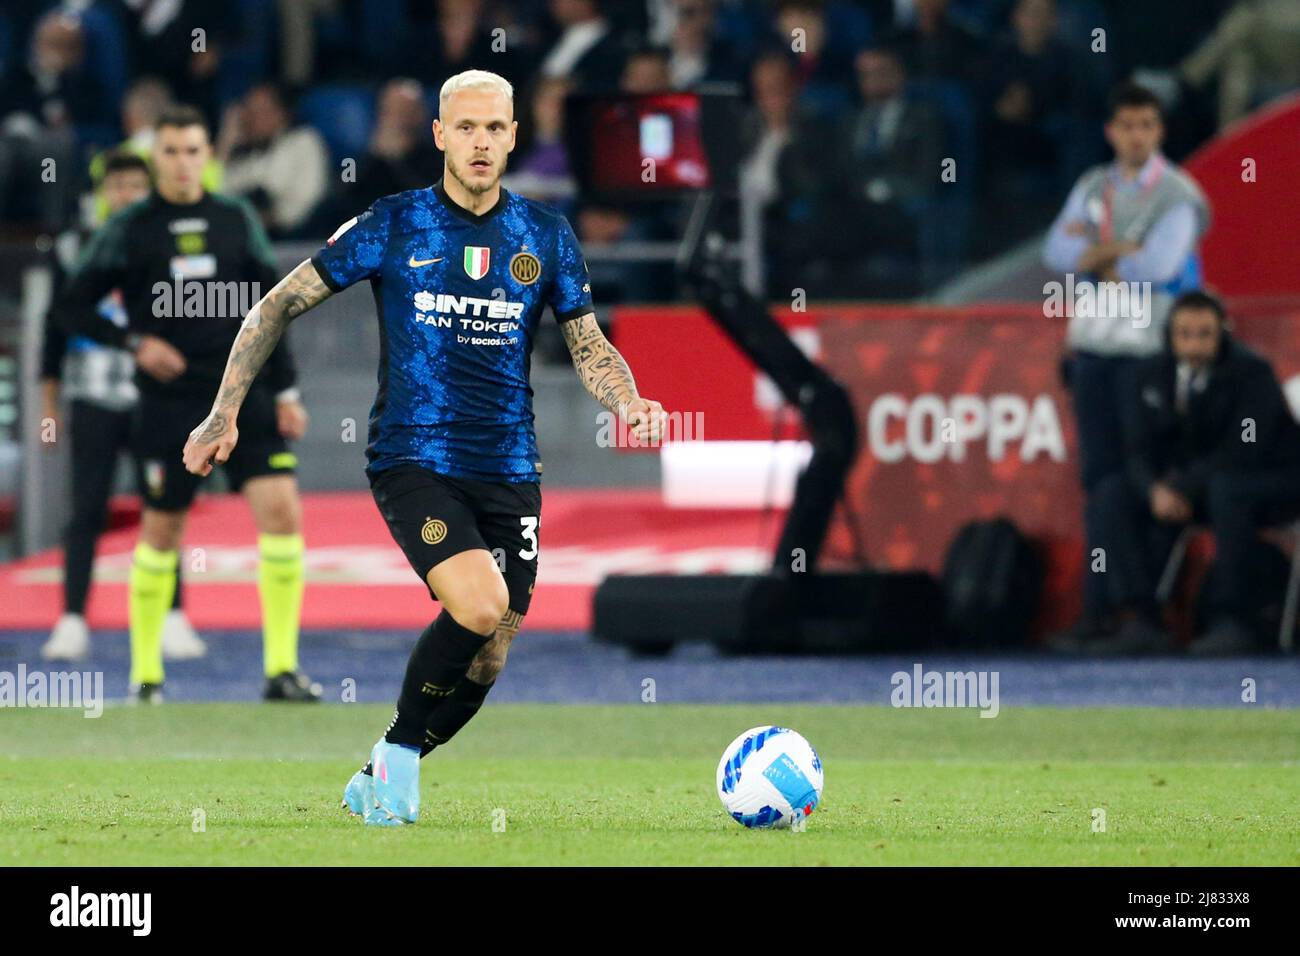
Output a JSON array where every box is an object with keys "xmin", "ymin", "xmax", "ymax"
[
  {"xmin": 259, "ymin": 533, "xmax": 305, "ymax": 677},
  {"xmin": 128, "ymin": 542, "xmax": 177, "ymax": 686}
]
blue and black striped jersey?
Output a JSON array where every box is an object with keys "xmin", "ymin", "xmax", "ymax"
[{"xmin": 312, "ymin": 179, "xmax": 593, "ymax": 483}]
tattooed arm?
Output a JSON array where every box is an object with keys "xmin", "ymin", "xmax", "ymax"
[
  {"xmin": 560, "ymin": 312, "xmax": 665, "ymax": 444},
  {"xmin": 182, "ymin": 260, "xmax": 333, "ymax": 476}
]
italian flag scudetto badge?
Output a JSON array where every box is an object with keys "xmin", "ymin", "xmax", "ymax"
[{"xmin": 463, "ymin": 246, "xmax": 490, "ymax": 280}]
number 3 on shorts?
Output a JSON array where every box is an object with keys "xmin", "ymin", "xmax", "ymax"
[{"xmin": 519, "ymin": 516, "xmax": 539, "ymax": 559}]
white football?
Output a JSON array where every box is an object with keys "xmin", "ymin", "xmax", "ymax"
[{"xmin": 716, "ymin": 726, "xmax": 824, "ymax": 829}]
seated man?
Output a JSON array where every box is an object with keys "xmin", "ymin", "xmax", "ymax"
[
  {"xmin": 217, "ymin": 84, "xmax": 328, "ymax": 238},
  {"xmin": 1064, "ymin": 290, "xmax": 1300, "ymax": 655}
]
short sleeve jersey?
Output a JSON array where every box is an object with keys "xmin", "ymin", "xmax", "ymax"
[{"xmin": 312, "ymin": 179, "xmax": 593, "ymax": 482}]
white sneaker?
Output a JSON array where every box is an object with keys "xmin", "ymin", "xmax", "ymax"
[
  {"xmin": 162, "ymin": 609, "xmax": 207, "ymax": 660},
  {"xmin": 41, "ymin": 613, "xmax": 89, "ymax": 661}
]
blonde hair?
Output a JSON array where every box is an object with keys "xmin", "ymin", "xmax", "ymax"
[{"xmin": 438, "ymin": 70, "xmax": 514, "ymax": 116}]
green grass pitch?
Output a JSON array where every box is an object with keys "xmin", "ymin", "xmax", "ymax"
[{"xmin": 2, "ymin": 704, "xmax": 1297, "ymax": 865}]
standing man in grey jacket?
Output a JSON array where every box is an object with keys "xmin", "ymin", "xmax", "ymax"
[{"xmin": 1043, "ymin": 82, "xmax": 1211, "ymax": 651}]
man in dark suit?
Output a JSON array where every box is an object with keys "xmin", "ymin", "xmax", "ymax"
[
  {"xmin": 1069, "ymin": 291, "xmax": 1300, "ymax": 655},
  {"xmin": 813, "ymin": 42, "xmax": 946, "ymax": 297}
]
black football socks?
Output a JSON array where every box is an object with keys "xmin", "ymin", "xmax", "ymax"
[
  {"xmin": 384, "ymin": 610, "xmax": 490, "ymax": 749},
  {"xmin": 421, "ymin": 675, "xmax": 495, "ymax": 753},
  {"xmin": 362, "ymin": 675, "xmax": 497, "ymax": 776}
]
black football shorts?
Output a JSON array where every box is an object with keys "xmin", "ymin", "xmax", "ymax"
[
  {"xmin": 369, "ymin": 463, "xmax": 541, "ymax": 614},
  {"xmin": 132, "ymin": 386, "xmax": 296, "ymax": 512}
]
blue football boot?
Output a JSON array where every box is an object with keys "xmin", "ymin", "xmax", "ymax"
[
  {"xmin": 341, "ymin": 765, "xmax": 374, "ymax": 817},
  {"xmin": 367, "ymin": 740, "xmax": 420, "ymax": 826}
]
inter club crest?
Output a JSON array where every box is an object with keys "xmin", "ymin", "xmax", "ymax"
[
  {"xmin": 421, "ymin": 517, "xmax": 448, "ymax": 545},
  {"xmin": 463, "ymin": 246, "xmax": 490, "ymax": 280},
  {"xmin": 509, "ymin": 250, "xmax": 541, "ymax": 285}
]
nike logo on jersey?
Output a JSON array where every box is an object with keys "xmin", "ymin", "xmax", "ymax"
[{"xmin": 408, "ymin": 256, "xmax": 444, "ymax": 268}]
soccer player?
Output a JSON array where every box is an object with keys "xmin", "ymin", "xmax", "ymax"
[
  {"xmin": 182, "ymin": 70, "xmax": 665, "ymax": 825},
  {"xmin": 41, "ymin": 151, "xmax": 204, "ymax": 663},
  {"xmin": 54, "ymin": 106, "xmax": 320, "ymax": 703}
]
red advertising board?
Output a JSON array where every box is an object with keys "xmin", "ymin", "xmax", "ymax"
[
  {"xmin": 614, "ymin": 304, "xmax": 818, "ymax": 441},
  {"xmin": 614, "ymin": 302, "xmax": 1300, "ymax": 630}
]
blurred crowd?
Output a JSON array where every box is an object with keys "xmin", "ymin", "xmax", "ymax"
[{"xmin": 2, "ymin": 0, "xmax": 1298, "ymax": 299}]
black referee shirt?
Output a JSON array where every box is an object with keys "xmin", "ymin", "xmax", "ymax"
[{"xmin": 53, "ymin": 190, "xmax": 296, "ymax": 400}]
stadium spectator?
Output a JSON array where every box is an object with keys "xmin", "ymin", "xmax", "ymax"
[
  {"xmin": 399, "ymin": 0, "xmax": 535, "ymax": 92},
  {"xmin": 620, "ymin": 45, "xmax": 673, "ymax": 91},
  {"xmin": 1044, "ymin": 86, "xmax": 1212, "ymax": 650},
  {"xmin": 974, "ymin": 0, "xmax": 1099, "ymax": 253},
  {"xmin": 88, "ymin": 77, "xmax": 173, "ymax": 177},
  {"xmin": 504, "ymin": 76, "xmax": 576, "ymax": 207},
  {"xmin": 0, "ymin": 11, "xmax": 99, "ymax": 228},
  {"xmin": 87, "ymin": 77, "xmax": 224, "ymax": 223},
  {"xmin": 737, "ymin": 49, "xmax": 812, "ymax": 297},
  {"xmin": 539, "ymin": 0, "xmax": 627, "ymax": 91},
  {"xmin": 278, "ymin": 0, "xmax": 345, "ymax": 86},
  {"xmin": 0, "ymin": 10, "xmax": 108, "ymax": 129},
  {"xmin": 885, "ymin": 0, "xmax": 986, "ymax": 86},
  {"xmin": 116, "ymin": 0, "xmax": 234, "ymax": 123},
  {"xmin": 837, "ymin": 43, "xmax": 945, "ymax": 295},
  {"xmin": 0, "ymin": 0, "xmax": 1266, "ymax": 289},
  {"xmin": 344, "ymin": 78, "xmax": 441, "ymax": 210},
  {"xmin": 218, "ymin": 83, "xmax": 329, "ymax": 237},
  {"xmin": 1180, "ymin": 0, "xmax": 1300, "ymax": 129},
  {"xmin": 770, "ymin": 0, "xmax": 859, "ymax": 118},
  {"xmin": 660, "ymin": 0, "xmax": 745, "ymax": 88},
  {"xmin": 767, "ymin": 42, "xmax": 942, "ymax": 298},
  {"xmin": 1063, "ymin": 292, "xmax": 1300, "ymax": 655}
]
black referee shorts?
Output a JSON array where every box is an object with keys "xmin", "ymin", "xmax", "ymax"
[
  {"xmin": 132, "ymin": 386, "xmax": 295, "ymax": 512},
  {"xmin": 369, "ymin": 463, "xmax": 541, "ymax": 615}
]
